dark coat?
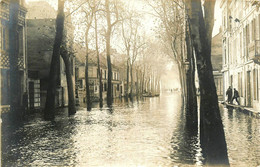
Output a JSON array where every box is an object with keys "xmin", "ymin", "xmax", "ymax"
[{"xmin": 234, "ymin": 90, "xmax": 239, "ymax": 98}]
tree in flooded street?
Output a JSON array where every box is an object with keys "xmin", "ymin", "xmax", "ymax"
[
  {"xmin": 44, "ymin": 0, "xmax": 65, "ymax": 120},
  {"xmin": 121, "ymin": 12, "xmax": 145, "ymax": 99},
  {"xmin": 60, "ymin": 45, "xmax": 76, "ymax": 115},
  {"xmin": 184, "ymin": 13, "xmax": 198, "ymax": 129},
  {"xmin": 185, "ymin": 0, "xmax": 229, "ymax": 165},
  {"xmin": 82, "ymin": 0, "xmax": 95, "ymax": 110},
  {"xmin": 149, "ymin": 0, "xmax": 198, "ymax": 128},
  {"xmin": 93, "ymin": 1, "xmax": 103, "ymax": 108},
  {"xmin": 104, "ymin": 0, "xmax": 123, "ymax": 106}
]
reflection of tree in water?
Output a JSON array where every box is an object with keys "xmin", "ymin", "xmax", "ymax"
[{"xmin": 169, "ymin": 106, "xmax": 203, "ymax": 165}]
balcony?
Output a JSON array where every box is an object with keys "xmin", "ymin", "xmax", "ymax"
[
  {"xmin": 248, "ymin": 40, "xmax": 260, "ymax": 61},
  {"xmin": 0, "ymin": 0, "xmax": 27, "ymax": 26}
]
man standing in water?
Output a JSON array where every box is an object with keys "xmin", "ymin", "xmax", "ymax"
[
  {"xmin": 232, "ymin": 88, "xmax": 240, "ymax": 105},
  {"xmin": 226, "ymin": 86, "xmax": 232, "ymax": 104}
]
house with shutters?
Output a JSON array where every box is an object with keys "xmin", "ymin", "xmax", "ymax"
[
  {"xmin": 0, "ymin": 0, "xmax": 27, "ymax": 113},
  {"xmin": 221, "ymin": 0, "xmax": 260, "ymax": 109}
]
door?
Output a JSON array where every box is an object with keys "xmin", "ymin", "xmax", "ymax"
[
  {"xmin": 247, "ymin": 71, "xmax": 252, "ymax": 107},
  {"xmin": 29, "ymin": 82, "xmax": 34, "ymax": 109},
  {"xmin": 230, "ymin": 75, "xmax": 233, "ymax": 88}
]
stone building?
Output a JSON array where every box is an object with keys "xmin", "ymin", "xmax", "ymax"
[
  {"xmin": 26, "ymin": 1, "xmax": 75, "ymax": 109},
  {"xmin": 0, "ymin": 0, "xmax": 27, "ymax": 113},
  {"xmin": 220, "ymin": 0, "xmax": 260, "ymax": 109}
]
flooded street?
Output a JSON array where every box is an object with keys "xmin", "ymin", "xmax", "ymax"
[{"xmin": 2, "ymin": 93, "xmax": 260, "ymax": 167}]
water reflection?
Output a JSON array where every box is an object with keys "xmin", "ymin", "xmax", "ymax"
[
  {"xmin": 2, "ymin": 93, "xmax": 260, "ymax": 166},
  {"xmin": 219, "ymin": 105, "xmax": 260, "ymax": 167}
]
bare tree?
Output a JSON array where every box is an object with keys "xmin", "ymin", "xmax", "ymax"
[
  {"xmin": 104, "ymin": 0, "xmax": 123, "ymax": 105},
  {"xmin": 148, "ymin": 0, "xmax": 189, "ymax": 102},
  {"xmin": 82, "ymin": 0, "xmax": 95, "ymax": 110},
  {"xmin": 121, "ymin": 14, "xmax": 144, "ymax": 98},
  {"xmin": 93, "ymin": 1, "xmax": 104, "ymax": 108},
  {"xmin": 44, "ymin": 0, "xmax": 65, "ymax": 120},
  {"xmin": 60, "ymin": 45, "xmax": 76, "ymax": 115},
  {"xmin": 186, "ymin": 0, "xmax": 229, "ymax": 165}
]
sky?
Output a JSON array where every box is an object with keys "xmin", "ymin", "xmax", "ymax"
[
  {"xmin": 25, "ymin": 0, "xmax": 222, "ymax": 88},
  {"xmin": 25, "ymin": 0, "xmax": 222, "ymax": 36}
]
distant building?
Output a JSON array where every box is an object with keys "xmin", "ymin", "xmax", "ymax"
[
  {"xmin": 220, "ymin": 0, "xmax": 260, "ymax": 108},
  {"xmin": 75, "ymin": 52, "xmax": 123, "ymax": 103},
  {"xmin": 0, "ymin": 0, "xmax": 27, "ymax": 113},
  {"xmin": 26, "ymin": 1, "xmax": 57, "ymax": 19},
  {"xmin": 26, "ymin": 1, "xmax": 75, "ymax": 109},
  {"xmin": 211, "ymin": 30, "xmax": 223, "ymax": 100}
]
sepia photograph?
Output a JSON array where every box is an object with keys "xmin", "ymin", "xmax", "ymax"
[{"xmin": 0, "ymin": 0, "xmax": 260, "ymax": 166}]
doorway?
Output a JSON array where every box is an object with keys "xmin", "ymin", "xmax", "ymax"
[
  {"xmin": 247, "ymin": 71, "xmax": 252, "ymax": 107},
  {"xmin": 29, "ymin": 81, "xmax": 34, "ymax": 109}
]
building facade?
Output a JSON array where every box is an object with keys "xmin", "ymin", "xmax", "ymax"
[
  {"xmin": 221, "ymin": 0, "xmax": 260, "ymax": 109},
  {"xmin": 0, "ymin": 0, "xmax": 27, "ymax": 113},
  {"xmin": 76, "ymin": 55, "xmax": 122, "ymax": 103},
  {"xmin": 26, "ymin": 1, "xmax": 75, "ymax": 109}
]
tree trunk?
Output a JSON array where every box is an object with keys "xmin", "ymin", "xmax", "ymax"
[
  {"xmin": 97, "ymin": 52, "xmax": 103, "ymax": 107},
  {"xmin": 105, "ymin": 0, "xmax": 113, "ymax": 106},
  {"xmin": 136, "ymin": 69, "xmax": 139, "ymax": 96},
  {"xmin": 60, "ymin": 48, "xmax": 76, "ymax": 115},
  {"xmin": 185, "ymin": 20, "xmax": 198, "ymax": 128},
  {"xmin": 94, "ymin": 12, "xmax": 103, "ymax": 108},
  {"xmin": 44, "ymin": 0, "xmax": 65, "ymax": 120},
  {"xmin": 9, "ymin": 0, "xmax": 21, "ymax": 120},
  {"xmin": 141, "ymin": 68, "xmax": 145, "ymax": 95},
  {"xmin": 85, "ymin": 10, "xmax": 95, "ymax": 111},
  {"xmin": 130, "ymin": 64, "xmax": 133, "ymax": 98},
  {"xmin": 126, "ymin": 59, "xmax": 129, "ymax": 98},
  {"xmin": 186, "ymin": 0, "xmax": 229, "ymax": 165},
  {"xmin": 85, "ymin": 52, "xmax": 91, "ymax": 111},
  {"xmin": 177, "ymin": 61, "xmax": 185, "ymax": 103}
]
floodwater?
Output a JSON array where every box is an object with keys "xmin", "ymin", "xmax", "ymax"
[{"xmin": 2, "ymin": 92, "xmax": 260, "ymax": 167}]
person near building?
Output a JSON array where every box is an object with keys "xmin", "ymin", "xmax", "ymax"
[
  {"xmin": 232, "ymin": 88, "xmax": 240, "ymax": 105},
  {"xmin": 226, "ymin": 86, "xmax": 233, "ymax": 104}
]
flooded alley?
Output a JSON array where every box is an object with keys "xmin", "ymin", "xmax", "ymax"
[{"xmin": 2, "ymin": 93, "xmax": 260, "ymax": 167}]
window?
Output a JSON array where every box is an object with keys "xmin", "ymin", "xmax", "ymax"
[
  {"xmin": 1, "ymin": 69, "xmax": 10, "ymax": 105},
  {"xmin": 240, "ymin": 72, "xmax": 243, "ymax": 97},
  {"xmin": 89, "ymin": 68, "xmax": 93, "ymax": 77},
  {"xmin": 223, "ymin": 15, "xmax": 226, "ymax": 29},
  {"xmin": 105, "ymin": 70, "xmax": 106, "ymax": 79},
  {"xmin": 240, "ymin": 32, "xmax": 242, "ymax": 59},
  {"xmin": 251, "ymin": 19, "xmax": 255, "ymax": 42},
  {"xmin": 238, "ymin": 73, "xmax": 241, "ymax": 97},
  {"xmin": 79, "ymin": 79, "xmax": 83, "ymax": 88},
  {"xmin": 245, "ymin": 25, "xmax": 250, "ymax": 58},
  {"xmin": 117, "ymin": 84, "xmax": 119, "ymax": 91}
]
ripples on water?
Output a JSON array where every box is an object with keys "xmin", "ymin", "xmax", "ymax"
[
  {"xmin": 220, "ymin": 105, "xmax": 260, "ymax": 167},
  {"xmin": 2, "ymin": 93, "xmax": 260, "ymax": 167}
]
